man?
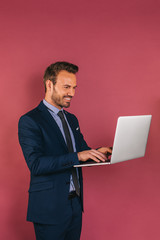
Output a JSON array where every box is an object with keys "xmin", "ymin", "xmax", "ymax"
[{"xmin": 18, "ymin": 62, "xmax": 111, "ymax": 240}]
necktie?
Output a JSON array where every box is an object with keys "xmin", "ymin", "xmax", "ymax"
[{"xmin": 58, "ymin": 111, "xmax": 80, "ymax": 196}]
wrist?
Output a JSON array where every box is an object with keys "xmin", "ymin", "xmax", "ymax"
[{"xmin": 77, "ymin": 152, "xmax": 81, "ymax": 161}]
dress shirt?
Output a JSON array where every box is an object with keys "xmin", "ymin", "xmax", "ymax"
[{"xmin": 43, "ymin": 99, "xmax": 78, "ymax": 192}]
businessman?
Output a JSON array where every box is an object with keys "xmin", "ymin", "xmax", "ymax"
[{"xmin": 18, "ymin": 61, "xmax": 111, "ymax": 240}]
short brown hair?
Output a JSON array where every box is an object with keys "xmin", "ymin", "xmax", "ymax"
[{"xmin": 43, "ymin": 61, "xmax": 79, "ymax": 92}]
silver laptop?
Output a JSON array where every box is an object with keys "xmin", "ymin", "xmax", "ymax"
[{"xmin": 74, "ymin": 115, "xmax": 152, "ymax": 167}]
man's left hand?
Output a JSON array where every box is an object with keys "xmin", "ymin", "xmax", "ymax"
[{"xmin": 97, "ymin": 147, "xmax": 112, "ymax": 156}]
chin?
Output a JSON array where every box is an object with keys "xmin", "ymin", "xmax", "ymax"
[{"xmin": 64, "ymin": 103, "xmax": 70, "ymax": 108}]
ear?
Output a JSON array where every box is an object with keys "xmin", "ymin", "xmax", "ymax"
[{"xmin": 45, "ymin": 80, "xmax": 53, "ymax": 92}]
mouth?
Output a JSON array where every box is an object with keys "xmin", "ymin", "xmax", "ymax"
[{"xmin": 64, "ymin": 97, "xmax": 72, "ymax": 102}]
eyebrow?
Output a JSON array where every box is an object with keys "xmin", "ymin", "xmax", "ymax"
[{"xmin": 63, "ymin": 84, "xmax": 77, "ymax": 88}]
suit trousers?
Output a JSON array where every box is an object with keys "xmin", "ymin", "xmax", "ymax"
[{"xmin": 33, "ymin": 196, "xmax": 82, "ymax": 240}]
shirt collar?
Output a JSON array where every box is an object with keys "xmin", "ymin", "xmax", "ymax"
[{"xmin": 43, "ymin": 99, "xmax": 63, "ymax": 115}]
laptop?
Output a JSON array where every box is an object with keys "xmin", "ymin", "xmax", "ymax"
[{"xmin": 74, "ymin": 115, "xmax": 152, "ymax": 167}]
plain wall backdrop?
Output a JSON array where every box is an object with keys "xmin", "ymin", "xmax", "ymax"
[{"xmin": 1, "ymin": 0, "xmax": 160, "ymax": 239}]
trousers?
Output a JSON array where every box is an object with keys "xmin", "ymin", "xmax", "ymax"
[{"xmin": 33, "ymin": 196, "xmax": 82, "ymax": 240}]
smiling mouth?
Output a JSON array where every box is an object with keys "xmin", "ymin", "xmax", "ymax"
[{"xmin": 64, "ymin": 97, "xmax": 72, "ymax": 101}]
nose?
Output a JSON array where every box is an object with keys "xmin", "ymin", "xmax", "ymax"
[{"xmin": 68, "ymin": 88, "xmax": 75, "ymax": 97}]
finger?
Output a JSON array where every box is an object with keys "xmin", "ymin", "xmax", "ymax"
[
  {"xmin": 88, "ymin": 154, "xmax": 100, "ymax": 163},
  {"xmin": 98, "ymin": 147, "xmax": 112, "ymax": 154},
  {"xmin": 107, "ymin": 147, "xmax": 112, "ymax": 153},
  {"xmin": 91, "ymin": 149, "xmax": 107, "ymax": 157},
  {"xmin": 90, "ymin": 150, "xmax": 106, "ymax": 162},
  {"xmin": 91, "ymin": 149, "xmax": 107, "ymax": 160}
]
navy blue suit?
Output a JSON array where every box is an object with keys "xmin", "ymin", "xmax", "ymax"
[{"xmin": 18, "ymin": 101, "xmax": 90, "ymax": 228}]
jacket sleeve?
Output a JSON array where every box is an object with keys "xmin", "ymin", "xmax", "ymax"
[{"xmin": 18, "ymin": 115, "xmax": 80, "ymax": 176}]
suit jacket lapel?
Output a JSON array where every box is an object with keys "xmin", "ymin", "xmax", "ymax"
[
  {"xmin": 64, "ymin": 110, "xmax": 75, "ymax": 135},
  {"xmin": 37, "ymin": 101, "xmax": 68, "ymax": 152},
  {"xmin": 64, "ymin": 110, "xmax": 80, "ymax": 151}
]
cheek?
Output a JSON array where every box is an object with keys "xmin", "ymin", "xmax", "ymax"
[{"xmin": 61, "ymin": 90, "xmax": 68, "ymax": 97}]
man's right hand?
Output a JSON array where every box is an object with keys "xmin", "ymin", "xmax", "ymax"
[{"xmin": 77, "ymin": 149, "xmax": 107, "ymax": 163}]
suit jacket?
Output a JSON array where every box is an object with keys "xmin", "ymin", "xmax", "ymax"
[{"xmin": 18, "ymin": 101, "xmax": 90, "ymax": 224}]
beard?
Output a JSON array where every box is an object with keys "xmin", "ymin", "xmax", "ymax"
[{"xmin": 51, "ymin": 94, "xmax": 71, "ymax": 109}]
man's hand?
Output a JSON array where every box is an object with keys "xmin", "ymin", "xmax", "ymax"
[
  {"xmin": 77, "ymin": 149, "xmax": 107, "ymax": 163},
  {"xmin": 97, "ymin": 147, "xmax": 112, "ymax": 155}
]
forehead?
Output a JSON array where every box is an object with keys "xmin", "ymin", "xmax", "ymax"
[{"xmin": 56, "ymin": 70, "xmax": 77, "ymax": 85}]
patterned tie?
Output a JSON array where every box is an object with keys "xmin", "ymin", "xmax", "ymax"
[{"xmin": 58, "ymin": 111, "xmax": 80, "ymax": 196}]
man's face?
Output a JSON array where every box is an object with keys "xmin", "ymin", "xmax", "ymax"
[{"xmin": 49, "ymin": 70, "xmax": 77, "ymax": 109}]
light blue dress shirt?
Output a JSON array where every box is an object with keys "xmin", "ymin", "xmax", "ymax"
[{"xmin": 43, "ymin": 99, "xmax": 78, "ymax": 192}]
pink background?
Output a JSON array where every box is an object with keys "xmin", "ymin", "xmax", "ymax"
[{"xmin": 1, "ymin": 0, "xmax": 160, "ymax": 239}]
